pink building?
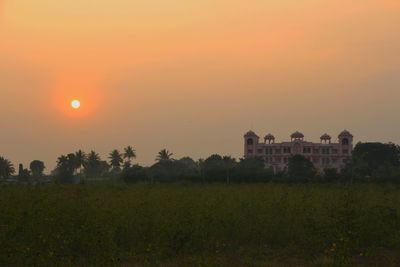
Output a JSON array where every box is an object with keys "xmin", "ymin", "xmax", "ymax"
[{"xmin": 244, "ymin": 130, "xmax": 353, "ymax": 173}]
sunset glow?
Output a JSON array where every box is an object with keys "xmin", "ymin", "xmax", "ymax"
[
  {"xmin": 71, "ymin": 100, "xmax": 81, "ymax": 109},
  {"xmin": 0, "ymin": 0, "xmax": 399, "ymax": 168}
]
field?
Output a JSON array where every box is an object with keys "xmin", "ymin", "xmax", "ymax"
[{"xmin": 1, "ymin": 183, "xmax": 400, "ymax": 266}]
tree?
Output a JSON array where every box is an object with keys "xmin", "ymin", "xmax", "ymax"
[
  {"xmin": 54, "ymin": 155, "xmax": 75, "ymax": 184},
  {"xmin": 0, "ymin": 156, "xmax": 15, "ymax": 180},
  {"xmin": 109, "ymin": 149, "xmax": 123, "ymax": 174},
  {"xmin": 75, "ymin": 150, "xmax": 87, "ymax": 174},
  {"xmin": 287, "ymin": 155, "xmax": 316, "ymax": 182},
  {"xmin": 348, "ymin": 142, "xmax": 400, "ymax": 180},
  {"xmin": 121, "ymin": 164, "xmax": 148, "ymax": 183},
  {"xmin": 203, "ymin": 154, "xmax": 226, "ymax": 182},
  {"xmin": 222, "ymin": 156, "xmax": 236, "ymax": 184},
  {"xmin": 30, "ymin": 160, "xmax": 45, "ymax": 178},
  {"xmin": 156, "ymin": 149, "xmax": 173, "ymax": 162},
  {"xmin": 234, "ymin": 157, "xmax": 271, "ymax": 183},
  {"xmin": 85, "ymin": 151, "xmax": 109, "ymax": 178},
  {"xmin": 123, "ymin": 146, "xmax": 136, "ymax": 166}
]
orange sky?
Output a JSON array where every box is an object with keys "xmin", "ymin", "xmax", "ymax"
[{"xmin": 0, "ymin": 0, "xmax": 400, "ymax": 170}]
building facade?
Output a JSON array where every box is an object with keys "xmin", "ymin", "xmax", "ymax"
[{"xmin": 244, "ymin": 130, "xmax": 353, "ymax": 173}]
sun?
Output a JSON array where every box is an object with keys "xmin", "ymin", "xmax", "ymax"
[{"xmin": 71, "ymin": 100, "xmax": 81, "ymax": 109}]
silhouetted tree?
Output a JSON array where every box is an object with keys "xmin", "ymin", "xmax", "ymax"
[
  {"xmin": 287, "ymin": 155, "xmax": 316, "ymax": 182},
  {"xmin": 203, "ymin": 154, "xmax": 226, "ymax": 182},
  {"xmin": 323, "ymin": 168, "xmax": 341, "ymax": 182},
  {"xmin": 234, "ymin": 157, "xmax": 272, "ymax": 183},
  {"xmin": 30, "ymin": 160, "xmax": 45, "ymax": 179},
  {"xmin": 109, "ymin": 149, "xmax": 123, "ymax": 175},
  {"xmin": 223, "ymin": 156, "xmax": 236, "ymax": 184},
  {"xmin": 75, "ymin": 150, "xmax": 87, "ymax": 174},
  {"xmin": 55, "ymin": 155, "xmax": 75, "ymax": 184},
  {"xmin": 123, "ymin": 146, "xmax": 136, "ymax": 167},
  {"xmin": 121, "ymin": 164, "xmax": 148, "ymax": 183},
  {"xmin": 0, "ymin": 156, "xmax": 15, "ymax": 180},
  {"xmin": 156, "ymin": 149, "xmax": 173, "ymax": 162},
  {"xmin": 84, "ymin": 151, "xmax": 109, "ymax": 178},
  {"xmin": 345, "ymin": 142, "xmax": 400, "ymax": 181}
]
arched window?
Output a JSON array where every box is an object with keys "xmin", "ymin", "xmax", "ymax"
[
  {"xmin": 342, "ymin": 138, "xmax": 349, "ymax": 145},
  {"xmin": 247, "ymin": 138, "xmax": 254, "ymax": 145}
]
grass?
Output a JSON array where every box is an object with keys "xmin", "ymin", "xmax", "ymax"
[{"xmin": 0, "ymin": 183, "xmax": 400, "ymax": 266}]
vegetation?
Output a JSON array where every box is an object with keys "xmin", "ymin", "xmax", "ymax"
[
  {"xmin": 1, "ymin": 142, "xmax": 400, "ymax": 184},
  {"xmin": 0, "ymin": 143, "xmax": 400, "ymax": 265},
  {"xmin": 0, "ymin": 184, "xmax": 400, "ymax": 266}
]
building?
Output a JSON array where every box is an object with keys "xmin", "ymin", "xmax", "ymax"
[{"xmin": 244, "ymin": 130, "xmax": 353, "ymax": 173}]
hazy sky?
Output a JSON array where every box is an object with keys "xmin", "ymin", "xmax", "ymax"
[{"xmin": 1, "ymin": 0, "xmax": 399, "ymax": 170}]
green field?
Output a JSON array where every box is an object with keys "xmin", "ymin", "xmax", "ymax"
[{"xmin": 1, "ymin": 184, "xmax": 400, "ymax": 266}]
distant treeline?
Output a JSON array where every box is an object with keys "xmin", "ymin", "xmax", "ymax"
[{"xmin": 1, "ymin": 142, "xmax": 400, "ymax": 184}]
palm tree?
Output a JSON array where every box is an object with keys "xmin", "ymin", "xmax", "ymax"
[
  {"xmin": 0, "ymin": 157, "xmax": 15, "ymax": 180},
  {"xmin": 109, "ymin": 149, "xmax": 123, "ymax": 169},
  {"xmin": 85, "ymin": 151, "xmax": 103, "ymax": 178},
  {"xmin": 156, "ymin": 149, "xmax": 173, "ymax": 162},
  {"xmin": 123, "ymin": 146, "xmax": 136, "ymax": 166},
  {"xmin": 75, "ymin": 150, "xmax": 87, "ymax": 174},
  {"xmin": 57, "ymin": 155, "xmax": 69, "ymax": 167}
]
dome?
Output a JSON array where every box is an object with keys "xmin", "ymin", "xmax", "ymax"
[
  {"xmin": 291, "ymin": 131, "xmax": 304, "ymax": 139},
  {"xmin": 339, "ymin": 130, "xmax": 353, "ymax": 137},
  {"xmin": 264, "ymin": 133, "xmax": 275, "ymax": 140},
  {"xmin": 320, "ymin": 133, "xmax": 331, "ymax": 140},
  {"xmin": 244, "ymin": 130, "xmax": 259, "ymax": 138}
]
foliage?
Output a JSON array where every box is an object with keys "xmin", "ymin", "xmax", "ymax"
[
  {"xmin": 109, "ymin": 150, "xmax": 123, "ymax": 170},
  {"xmin": 156, "ymin": 149, "xmax": 174, "ymax": 162},
  {"xmin": 123, "ymin": 146, "xmax": 136, "ymax": 166},
  {"xmin": 30, "ymin": 160, "xmax": 46, "ymax": 179},
  {"xmin": 121, "ymin": 164, "xmax": 148, "ymax": 183},
  {"xmin": 0, "ymin": 184, "xmax": 400, "ymax": 266},
  {"xmin": 0, "ymin": 156, "xmax": 15, "ymax": 180},
  {"xmin": 287, "ymin": 155, "xmax": 316, "ymax": 182}
]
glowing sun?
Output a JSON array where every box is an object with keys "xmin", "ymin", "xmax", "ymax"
[{"xmin": 71, "ymin": 100, "xmax": 81, "ymax": 109}]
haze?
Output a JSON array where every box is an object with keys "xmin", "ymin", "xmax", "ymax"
[{"xmin": 1, "ymin": 0, "xmax": 399, "ymax": 170}]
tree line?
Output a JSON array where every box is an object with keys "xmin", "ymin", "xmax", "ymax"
[{"xmin": 1, "ymin": 142, "xmax": 400, "ymax": 184}]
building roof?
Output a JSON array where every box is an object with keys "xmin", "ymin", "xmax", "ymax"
[
  {"xmin": 320, "ymin": 133, "xmax": 332, "ymax": 140},
  {"xmin": 244, "ymin": 130, "xmax": 259, "ymax": 138},
  {"xmin": 339, "ymin": 130, "xmax": 353, "ymax": 137},
  {"xmin": 291, "ymin": 131, "xmax": 304, "ymax": 139},
  {"xmin": 264, "ymin": 133, "xmax": 275, "ymax": 140}
]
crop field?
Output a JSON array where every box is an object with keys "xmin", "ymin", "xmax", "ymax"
[{"xmin": 0, "ymin": 184, "xmax": 400, "ymax": 266}]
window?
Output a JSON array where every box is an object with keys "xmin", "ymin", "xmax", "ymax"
[
  {"xmin": 321, "ymin": 148, "xmax": 330, "ymax": 155},
  {"xmin": 247, "ymin": 149, "xmax": 253, "ymax": 154},
  {"xmin": 342, "ymin": 149, "xmax": 349, "ymax": 154},
  {"xmin": 275, "ymin": 157, "xmax": 281, "ymax": 163},
  {"xmin": 247, "ymin": 138, "xmax": 254, "ymax": 145},
  {"xmin": 284, "ymin": 157, "xmax": 288, "ymax": 163},
  {"xmin": 342, "ymin": 138, "xmax": 349, "ymax": 145},
  {"xmin": 257, "ymin": 149, "xmax": 263, "ymax": 154},
  {"xmin": 266, "ymin": 148, "xmax": 273, "ymax": 155},
  {"xmin": 313, "ymin": 149, "xmax": 319, "ymax": 154},
  {"xmin": 275, "ymin": 149, "xmax": 282, "ymax": 154},
  {"xmin": 303, "ymin": 147, "xmax": 311, "ymax": 153},
  {"xmin": 332, "ymin": 149, "xmax": 338, "ymax": 154},
  {"xmin": 283, "ymin": 147, "xmax": 291, "ymax": 154}
]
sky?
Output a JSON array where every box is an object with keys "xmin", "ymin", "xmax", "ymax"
[{"xmin": 0, "ymin": 0, "xmax": 400, "ymax": 170}]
